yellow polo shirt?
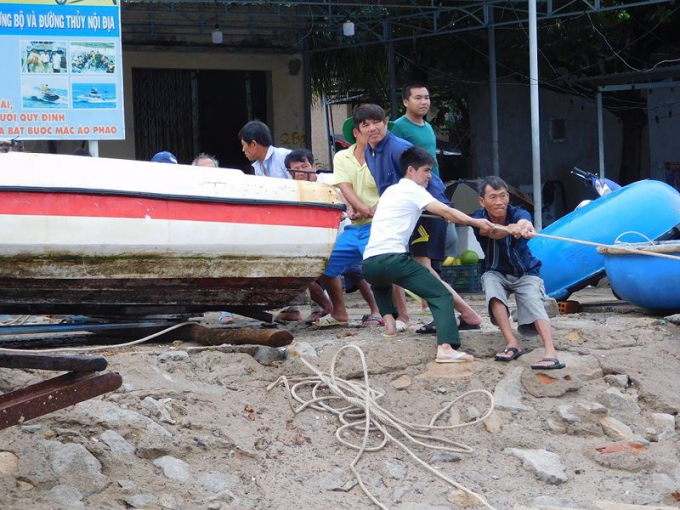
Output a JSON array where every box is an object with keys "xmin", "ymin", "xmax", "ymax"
[{"xmin": 333, "ymin": 144, "xmax": 380, "ymax": 226}]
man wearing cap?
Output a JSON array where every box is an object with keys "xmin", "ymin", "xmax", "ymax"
[
  {"xmin": 238, "ymin": 120, "xmax": 291, "ymax": 179},
  {"xmin": 310, "ymin": 115, "xmax": 382, "ymax": 328},
  {"xmin": 360, "ymin": 103, "xmax": 483, "ymax": 330},
  {"xmin": 151, "ymin": 151, "xmax": 178, "ymax": 164}
]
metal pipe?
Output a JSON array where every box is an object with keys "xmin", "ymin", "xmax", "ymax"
[
  {"xmin": 597, "ymin": 89, "xmax": 605, "ymax": 178},
  {"xmin": 528, "ymin": 0, "xmax": 542, "ymax": 231},
  {"xmin": 487, "ymin": 4, "xmax": 499, "ymax": 176}
]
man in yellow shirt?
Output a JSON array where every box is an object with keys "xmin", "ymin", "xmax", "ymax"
[{"xmin": 312, "ymin": 117, "xmax": 381, "ymax": 327}]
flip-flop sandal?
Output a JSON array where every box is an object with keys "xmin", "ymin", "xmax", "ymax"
[
  {"xmin": 304, "ymin": 312, "xmax": 328, "ymax": 325},
  {"xmin": 359, "ymin": 314, "xmax": 385, "ymax": 328},
  {"xmin": 415, "ymin": 321, "xmax": 437, "ymax": 334},
  {"xmin": 435, "ymin": 351, "xmax": 474, "ymax": 363},
  {"xmin": 531, "ymin": 358, "xmax": 566, "ymax": 370},
  {"xmin": 395, "ymin": 320, "xmax": 414, "ymax": 333},
  {"xmin": 457, "ymin": 315, "xmax": 482, "ymax": 330},
  {"xmin": 312, "ymin": 316, "xmax": 349, "ymax": 328},
  {"xmin": 494, "ymin": 347, "xmax": 525, "ymax": 362}
]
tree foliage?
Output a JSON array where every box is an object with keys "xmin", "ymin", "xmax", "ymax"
[{"xmin": 309, "ymin": 2, "xmax": 680, "ymax": 182}]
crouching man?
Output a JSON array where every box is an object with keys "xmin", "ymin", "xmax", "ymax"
[
  {"xmin": 471, "ymin": 176, "xmax": 565, "ymax": 370},
  {"xmin": 362, "ymin": 147, "xmax": 495, "ymax": 363}
]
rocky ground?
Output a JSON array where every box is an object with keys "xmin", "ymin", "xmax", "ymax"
[{"xmin": 0, "ymin": 286, "xmax": 679, "ymax": 510}]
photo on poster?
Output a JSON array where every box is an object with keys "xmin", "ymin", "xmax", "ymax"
[
  {"xmin": 20, "ymin": 41, "xmax": 68, "ymax": 74},
  {"xmin": 72, "ymin": 82, "xmax": 117, "ymax": 109},
  {"xmin": 21, "ymin": 77, "xmax": 69, "ymax": 109},
  {"xmin": 70, "ymin": 42, "xmax": 116, "ymax": 74}
]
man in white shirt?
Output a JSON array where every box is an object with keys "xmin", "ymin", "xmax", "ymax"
[
  {"xmin": 238, "ymin": 120, "xmax": 291, "ymax": 179},
  {"xmin": 362, "ymin": 147, "xmax": 494, "ymax": 363}
]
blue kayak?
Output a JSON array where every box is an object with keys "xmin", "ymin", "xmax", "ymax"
[
  {"xmin": 599, "ymin": 241, "xmax": 680, "ymax": 311},
  {"xmin": 529, "ymin": 180, "xmax": 680, "ymax": 300}
]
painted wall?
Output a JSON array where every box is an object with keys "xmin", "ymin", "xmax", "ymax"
[
  {"xmin": 95, "ymin": 48, "xmax": 305, "ymax": 160},
  {"xmin": 310, "ymin": 101, "xmax": 351, "ymax": 170},
  {"xmin": 469, "ymin": 83, "xmax": 623, "ymax": 210},
  {"xmin": 647, "ymin": 86, "xmax": 680, "ymax": 188}
]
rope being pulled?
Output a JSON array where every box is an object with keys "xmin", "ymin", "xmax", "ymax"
[{"xmin": 267, "ymin": 344, "xmax": 497, "ymax": 510}]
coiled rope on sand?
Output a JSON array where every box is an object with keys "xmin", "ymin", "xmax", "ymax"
[{"xmin": 267, "ymin": 344, "xmax": 497, "ymax": 510}]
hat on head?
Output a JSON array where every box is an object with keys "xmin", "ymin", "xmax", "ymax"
[
  {"xmin": 341, "ymin": 117, "xmax": 395, "ymax": 145},
  {"xmin": 151, "ymin": 151, "xmax": 178, "ymax": 164}
]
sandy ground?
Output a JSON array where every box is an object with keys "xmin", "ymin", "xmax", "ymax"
[{"xmin": 0, "ymin": 285, "xmax": 679, "ymax": 510}]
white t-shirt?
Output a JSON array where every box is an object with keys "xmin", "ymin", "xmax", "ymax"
[{"xmin": 363, "ymin": 178, "xmax": 436, "ymax": 259}]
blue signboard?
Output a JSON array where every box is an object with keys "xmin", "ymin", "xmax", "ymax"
[{"xmin": 0, "ymin": 0, "xmax": 124, "ymax": 140}]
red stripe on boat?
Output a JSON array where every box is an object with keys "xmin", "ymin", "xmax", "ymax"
[{"xmin": 0, "ymin": 192, "xmax": 340, "ymax": 228}]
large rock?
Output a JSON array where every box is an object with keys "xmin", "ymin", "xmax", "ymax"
[
  {"xmin": 153, "ymin": 456, "xmax": 192, "ymax": 483},
  {"xmin": 650, "ymin": 413, "xmax": 677, "ymax": 442},
  {"xmin": 504, "ymin": 448, "xmax": 568, "ymax": 485},
  {"xmin": 72, "ymin": 401, "xmax": 173, "ymax": 439},
  {"xmin": 0, "ymin": 451, "xmax": 19, "ymax": 475},
  {"xmin": 521, "ymin": 369, "xmax": 582, "ymax": 398},
  {"xmin": 599, "ymin": 416, "xmax": 636, "ymax": 441},
  {"xmin": 584, "ymin": 441, "xmax": 654, "ymax": 472},
  {"xmin": 493, "ymin": 367, "xmax": 534, "ymax": 412},
  {"xmin": 597, "ymin": 388, "xmax": 641, "ymax": 416},
  {"xmin": 45, "ymin": 484, "xmax": 84, "ymax": 508},
  {"xmin": 553, "ymin": 403, "xmax": 608, "ymax": 436},
  {"xmin": 46, "ymin": 441, "xmax": 109, "ymax": 495},
  {"xmin": 100, "ymin": 430, "xmax": 136, "ymax": 455}
]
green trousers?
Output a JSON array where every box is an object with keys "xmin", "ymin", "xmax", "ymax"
[{"xmin": 363, "ymin": 253, "xmax": 460, "ymax": 347}]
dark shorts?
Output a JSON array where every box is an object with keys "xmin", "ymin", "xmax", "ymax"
[
  {"xmin": 409, "ymin": 215, "xmax": 447, "ymax": 261},
  {"xmin": 342, "ymin": 263, "xmax": 364, "ymax": 293}
]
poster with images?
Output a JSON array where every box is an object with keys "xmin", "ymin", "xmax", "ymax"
[{"xmin": 0, "ymin": 0, "xmax": 124, "ymax": 140}]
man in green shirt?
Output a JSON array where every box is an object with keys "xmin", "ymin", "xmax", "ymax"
[{"xmin": 391, "ymin": 82, "xmax": 439, "ymax": 176}]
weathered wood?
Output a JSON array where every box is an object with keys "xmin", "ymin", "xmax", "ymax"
[
  {"xmin": 0, "ymin": 353, "xmax": 107, "ymax": 372},
  {"xmin": 185, "ymin": 324, "xmax": 293, "ymax": 348},
  {"xmin": 0, "ymin": 371, "xmax": 123, "ymax": 430}
]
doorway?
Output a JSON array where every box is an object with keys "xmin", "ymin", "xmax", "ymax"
[{"xmin": 132, "ymin": 68, "xmax": 268, "ymax": 170}]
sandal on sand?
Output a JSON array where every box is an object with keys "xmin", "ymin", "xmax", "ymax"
[
  {"xmin": 395, "ymin": 320, "xmax": 414, "ymax": 333},
  {"xmin": 457, "ymin": 315, "xmax": 481, "ymax": 330},
  {"xmin": 494, "ymin": 347, "xmax": 525, "ymax": 362},
  {"xmin": 360, "ymin": 314, "xmax": 384, "ymax": 328},
  {"xmin": 416, "ymin": 321, "xmax": 436, "ymax": 334},
  {"xmin": 531, "ymin": 358, "xmax": 566, "ymax": 370},
  {"xmin": 304, "ymin": 311, "xmax": 328, "ymax": 325},
  {"xmin": 435, "ymin": 351, "xmax": 474, "ymax": 363},
  {"xmin": 312, "ymin": 316, "xmax": 349, "ymax": 328}
]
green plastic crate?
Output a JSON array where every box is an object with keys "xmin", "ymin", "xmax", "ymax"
[{"xmin": 440, "ymin": 263, "xmax": 482, "ymax": 293}]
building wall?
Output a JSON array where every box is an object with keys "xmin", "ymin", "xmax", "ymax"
[
  {"xmin": 469, "ymin": 83, "xmax": 623, "ymax": 210},
  {"xmin": 310, "ymin": 101, "xmax": 352, "ymax": 170},
  {"xmin": 647, "ymin": 86, "xmax": 680, "ymax": 187},
  {"xmin": 96, "ymin": 48, "xmax": 305, "ymax": 160}
]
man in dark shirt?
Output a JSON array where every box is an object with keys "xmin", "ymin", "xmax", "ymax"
[
  {"xmin": 472, "ymin": 176, "xmax": 565, "ymax": 370},
  {"xmin": 359, "ymin": 103, "xmax": 483, "ymax": 331}
]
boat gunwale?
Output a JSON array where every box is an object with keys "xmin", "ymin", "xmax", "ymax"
[{"xmin": 0, "ymin": 185, "xmax": 347, "ymax": 212}]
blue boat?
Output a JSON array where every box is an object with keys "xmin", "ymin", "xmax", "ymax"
[
  {"xmin": 599, "ymin": 241, "xmax": 680, "ymax": 311},
  {"xmin": 529, "ymin": 180, "xmax": 680, "ymax": 300}
]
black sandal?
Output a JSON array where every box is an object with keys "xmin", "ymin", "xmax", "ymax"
[{"xmin": 415, "ymin": 321, "xmax": 436, "ymax": 334}]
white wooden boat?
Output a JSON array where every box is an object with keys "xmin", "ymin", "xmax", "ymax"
[{"xmin": 0, "ymin": 152, "xmax": 344, "ymax": 318}]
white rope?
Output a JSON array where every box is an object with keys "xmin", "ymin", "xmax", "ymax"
[
  {"xmin": 0, "ymin": 321, "xmax": 196, "ymax": 354},
  {"xmin": 267, "ymin": 344, "xmax": 497, "ymax": 510},
  {"xmin": 492, "ymin": 225, "xmax": 680, "ymax": 261}
]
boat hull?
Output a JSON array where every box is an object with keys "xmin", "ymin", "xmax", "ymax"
[
  {"xmin": 602, "ymin": 242, "xmax": 680, "ymax": 311},
  {"xmin": 0, "ymin": 152, "xmax": 344, "ymax": 316},
  {"xmin": 529, "ymin": 180, "xmax": 680, "ymax": 300}
]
